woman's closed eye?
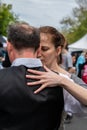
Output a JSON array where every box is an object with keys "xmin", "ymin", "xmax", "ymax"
[{"xmin": 41, "ymin": 47, "xmax": 49, "ymax": 51}]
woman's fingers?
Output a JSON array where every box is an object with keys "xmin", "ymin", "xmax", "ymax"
[
  {"xmin": 26, "ymin": 74, "xmax": 42, "ymax": 80},
  {"xmin": 26, "ymin": 67, "xmax": 59, "ymax": 94},
  {"xmin": 34, "ymin": 84, "xmax": 48, "ymax": 94},
  {"xmin": 27, "ymin": 79, "xmax": 49, "ymax": 93},
  {"xmin": 27, "ymin": 66, "xmax": 50, "ymax": 75},
  {"xmin": 27, "ymin": 80, "xmax": 42, "ymax": 86},
  {"xmin": 27, "ymin": 69, "xmax": 45, "ymax": 75}
]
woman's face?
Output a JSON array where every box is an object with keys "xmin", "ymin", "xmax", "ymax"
[{"xmin": 37, "ymin": 33, "xmax": 61, "ymax": 69}]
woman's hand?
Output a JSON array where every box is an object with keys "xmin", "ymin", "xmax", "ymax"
[{"xmin": 26, "ymin": 66, "xmax": 63, "ymax": 94}]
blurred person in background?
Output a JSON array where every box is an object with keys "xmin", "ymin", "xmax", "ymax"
[
  {"xmin": 78, "ymin": 52, "xmax": 87, "ymax": 84},
  {"xmin": 0, "ymin": 42, "xmax": 5, "ymax": 69},
  {"xmin": 71, "ymin": 53, "xmax": 77, "ymax": 67},
  {"xmin": 71, "ymin": 53, "xmax": 77, "ymax": 74},
  {"xmin": 76, "ymin": 51, "xmax": 85, "ymax": 76},
  {"xmin": 61, "ymin": 41, "xmax": 75, "ymax": 74}
]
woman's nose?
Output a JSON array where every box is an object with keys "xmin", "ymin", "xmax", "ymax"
[{"xmin": 37, "ymin": 49, "xmax": 41, "ymax": 58}]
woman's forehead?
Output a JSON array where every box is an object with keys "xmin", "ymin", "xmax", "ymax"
[{"xmin": 40, "ymin": 33, "xmax": 52, "ymax": 42}]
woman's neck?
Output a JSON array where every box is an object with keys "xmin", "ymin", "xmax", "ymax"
[
  {"xmin": 50, "ymin": 63, "xmax": 60, "ymax": 72},
  {"xmin": 50, "ymin": 63, "xmax": 70, "ymax": 77}
]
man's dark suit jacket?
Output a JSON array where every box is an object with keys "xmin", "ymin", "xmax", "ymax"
[{"xmin": 0, "ymin": 65, "xmax": 64, "ymax": 130}]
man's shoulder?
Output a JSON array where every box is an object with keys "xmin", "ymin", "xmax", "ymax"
[
  {"xmin": 0, "ymin": 65, "xmax": 25, "ymax": 75},
  {"xmin": 0, "ymin": 65, "xmax": 45, "ymax": 75},
  {"xmin": 33, "ymin": 66, "xmax": 45, "ymax": 71}
]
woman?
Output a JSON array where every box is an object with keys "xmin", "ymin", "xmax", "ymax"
[{"xmin": 26, "ymin": 26, "xmax": 87, "ymax": 107}]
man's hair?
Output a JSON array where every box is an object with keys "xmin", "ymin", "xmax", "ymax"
[{"xmin": 7, "ymin": 22, "xmax": 40, "ymax": 51}]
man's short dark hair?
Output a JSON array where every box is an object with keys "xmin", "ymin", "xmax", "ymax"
[{"xmin": 7, "ymin": 22, "xmax": 40, "ymax": 51}]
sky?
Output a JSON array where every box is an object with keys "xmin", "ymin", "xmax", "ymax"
[{"xmin": 2, "ymin": 0, "xmax": 77, "ymax": 29}]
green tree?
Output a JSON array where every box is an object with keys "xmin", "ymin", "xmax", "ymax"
[
  {"xmin": 60, "ymin": 0, "xmax": 87, "ymax": 44},
  {"xmin": 0, "ymin": 1, "xmax": 18, "ymax": 36}
]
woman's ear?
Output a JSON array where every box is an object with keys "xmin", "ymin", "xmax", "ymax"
[{"xmin": 56, "ymin": 46, "xmax": 62, "ymax": 56}]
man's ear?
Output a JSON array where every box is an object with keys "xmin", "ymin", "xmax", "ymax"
[
  {"xmin": 7, "ymin": 41, "xmax": 14, "ymax": 63},
  {"xmin": 7, "ymin": 41, "xmax": 13, "ymax": 53}
]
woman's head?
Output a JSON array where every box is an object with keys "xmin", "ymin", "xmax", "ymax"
[{"xmin": 38, "ymin": 26, "xmax": 65, "ymax": 68}]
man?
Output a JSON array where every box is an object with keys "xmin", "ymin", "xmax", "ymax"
[{"xmin": 0, "ymin": 22, "xmax": 64, "ymax": 130}]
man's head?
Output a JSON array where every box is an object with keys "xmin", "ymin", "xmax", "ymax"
[{"xmin": 7, "ymin": 22, "xmax": 40, "ymax": 62}]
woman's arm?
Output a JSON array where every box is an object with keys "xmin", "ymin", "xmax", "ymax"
[{"xmin": 26, "ymin": 66, "xmax": 87, "ymax": 105}]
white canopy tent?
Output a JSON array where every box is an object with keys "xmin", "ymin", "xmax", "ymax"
[{"xmin": 68, "ymin": 34, "xmax": 87, "ymax": 52}]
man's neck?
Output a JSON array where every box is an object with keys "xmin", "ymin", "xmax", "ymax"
[{"xmin": 13, "ymin": 49, "xmax": 37, "ymax": 61}]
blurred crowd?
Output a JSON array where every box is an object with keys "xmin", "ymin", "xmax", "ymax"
[{"xmin": 0, "ymin": 41, "xmax": 11, "ymax": 69}]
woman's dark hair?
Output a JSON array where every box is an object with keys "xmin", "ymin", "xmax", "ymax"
[{"xmin": 39, "ymin": 26, "xmax": 65, "ymax": 49}]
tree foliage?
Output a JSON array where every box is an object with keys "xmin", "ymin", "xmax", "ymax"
[
  {"xmin": 60, "ymin": 0, "xmax": 87, "ymax": 44},
  {"xmin": 0, "ymin": 1, "xmax": 18, "ymax": 35}
]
